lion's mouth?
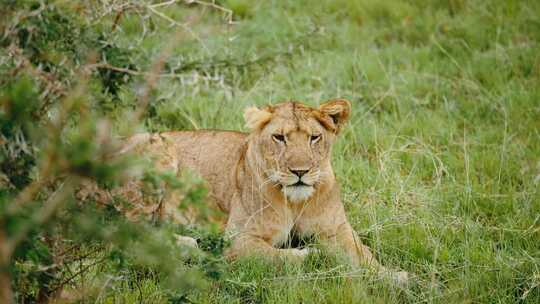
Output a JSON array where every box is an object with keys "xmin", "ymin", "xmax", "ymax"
[
  {"xmin": 278, "ymin": 182, "xmax": 312, "ymax": 190},
  {"xmin": 281, "ymin": 183, "xmax": 315, "ymax": 202}
]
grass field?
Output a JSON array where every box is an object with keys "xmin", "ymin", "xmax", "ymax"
[
  {"xmin": 9, "ymin": 0, "xmax": 540, "ymax": 303},
  {"xmin": 102, "ymin": 0, "xmax": 540, "ymax": 303}
]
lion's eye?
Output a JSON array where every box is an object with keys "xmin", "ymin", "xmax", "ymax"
[
  {"xmin": 272, "ymin": 134, "xmax": 286, "ymax": 143},
  {"xmin": 310, "ymin": 134, "xmax": 321, "ymax": 144}
]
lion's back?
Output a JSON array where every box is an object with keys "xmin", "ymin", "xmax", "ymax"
[{"xmin": 158, "ymin": 130, "xmax": 248, "ymax": 212}]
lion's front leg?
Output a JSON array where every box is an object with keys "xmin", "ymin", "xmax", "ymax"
[
  {"xmin": 320, "ymin": 221, "xmax": 380, "ymax": 269},
  {"xmin": 225, "ymin": 233, "xmax": 313, "ymax": 262},
  {"xmin": 320, "ymin": 221, "xmax": 409, "ymax": 285}
]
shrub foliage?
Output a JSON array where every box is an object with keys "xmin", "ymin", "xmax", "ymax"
[{"xmin": 1, "ymin": 1, "xmax": 213, "ymax": 303}]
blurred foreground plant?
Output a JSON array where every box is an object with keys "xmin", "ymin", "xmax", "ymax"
[{"xmin": 0, "ymin": 1, "xmax": 213, "ymax": 302}]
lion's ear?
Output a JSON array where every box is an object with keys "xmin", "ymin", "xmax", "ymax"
[
  {"xmin": 244, "ymin": 106, "xmax": 273, "ymax": 130},
  {"xmin": 317, "ymin": 99, "xmax": 351, "ymax": 134}
]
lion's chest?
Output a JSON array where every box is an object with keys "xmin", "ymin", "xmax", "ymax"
[
  {"xmin": 267, "ymin": 209, "xmax": 295, "ymax": 246},
  {"xmin": 270, "ymin": 220, "xmax": 294, "ymax": 246},
  {"xmin": 268, "ymin": 208, "xmax": 317, "ymax": 247}
]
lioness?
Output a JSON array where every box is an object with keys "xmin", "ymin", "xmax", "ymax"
[{"xmin": 82, "ymin": 99, "xmax": 406, "ymax": 281}]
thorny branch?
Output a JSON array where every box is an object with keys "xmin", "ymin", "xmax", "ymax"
[
  {"xmin": 86, "ymin": 25, "xmax": 321, "ymax": 80},
  {"xmin": 92, "ymin": 0, "xmax": 237, "ymax": 51}
]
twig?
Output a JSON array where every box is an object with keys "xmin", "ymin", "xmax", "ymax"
[
  {"xmin": 0, "ymin": 229, "xmax": 14, "ymax": 304},
  {"xmin": 86, "ymin": 63, "xmax": 148, "ymax": 77},
  {"xmin": 144, "ymin": 3, "xmax": 209, "ymax": 53},
  {"xmin": 111, "ymin": 9, "xmax": 125, "ymax": 32},
  {"xmin": 184, "ymin": 0, "xmax": 236, "ymax": 24},
  {"xmin": 49, "ymin": 255, "xmax": 109, "ymax": 295},
  {"xmin": 149, "ymin": 0, "xmax": 182, "ymax": 8}
]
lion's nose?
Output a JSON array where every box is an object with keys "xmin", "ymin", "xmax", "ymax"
[{"xmin": 290, "ymin": 169, "xmax": 308, "ymax": 178}]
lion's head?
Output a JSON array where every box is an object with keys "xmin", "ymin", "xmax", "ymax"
[{"xmin": 244, "ymin": 99, "xmax": 351, "ymax": 202}]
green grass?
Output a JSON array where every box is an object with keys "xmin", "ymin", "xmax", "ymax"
[{"xmin": 80, "ymin": 0, "xmax": 540, "ymax": 302}]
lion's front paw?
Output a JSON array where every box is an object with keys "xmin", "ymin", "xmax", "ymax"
[
  {"xmin": 392, "ymin": 271, "xmax": 410, "ymax": 286},
  {"xmin": 174, "ymin": 235, "xmax": 198, "ymax": 248},
  {"xmin": 290, "ymin": 248, "xmax": 310, "ymax": 258},
  {"xmin": 378, "ymin": 269, "xmax": 411, "ymax": 287},
  {"xmin": 285, "ymin": 247, "xmax": 319, "ymax": 260}
]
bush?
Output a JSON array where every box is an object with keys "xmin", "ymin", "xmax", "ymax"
[{"xmin": 0, "ymin": 1, "xmax": 211, "ymax": 302}]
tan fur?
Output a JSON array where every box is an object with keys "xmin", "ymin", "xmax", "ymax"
[{"xmin": 80, "ymin": 99, "xmax": 401, "ymax": 274}]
